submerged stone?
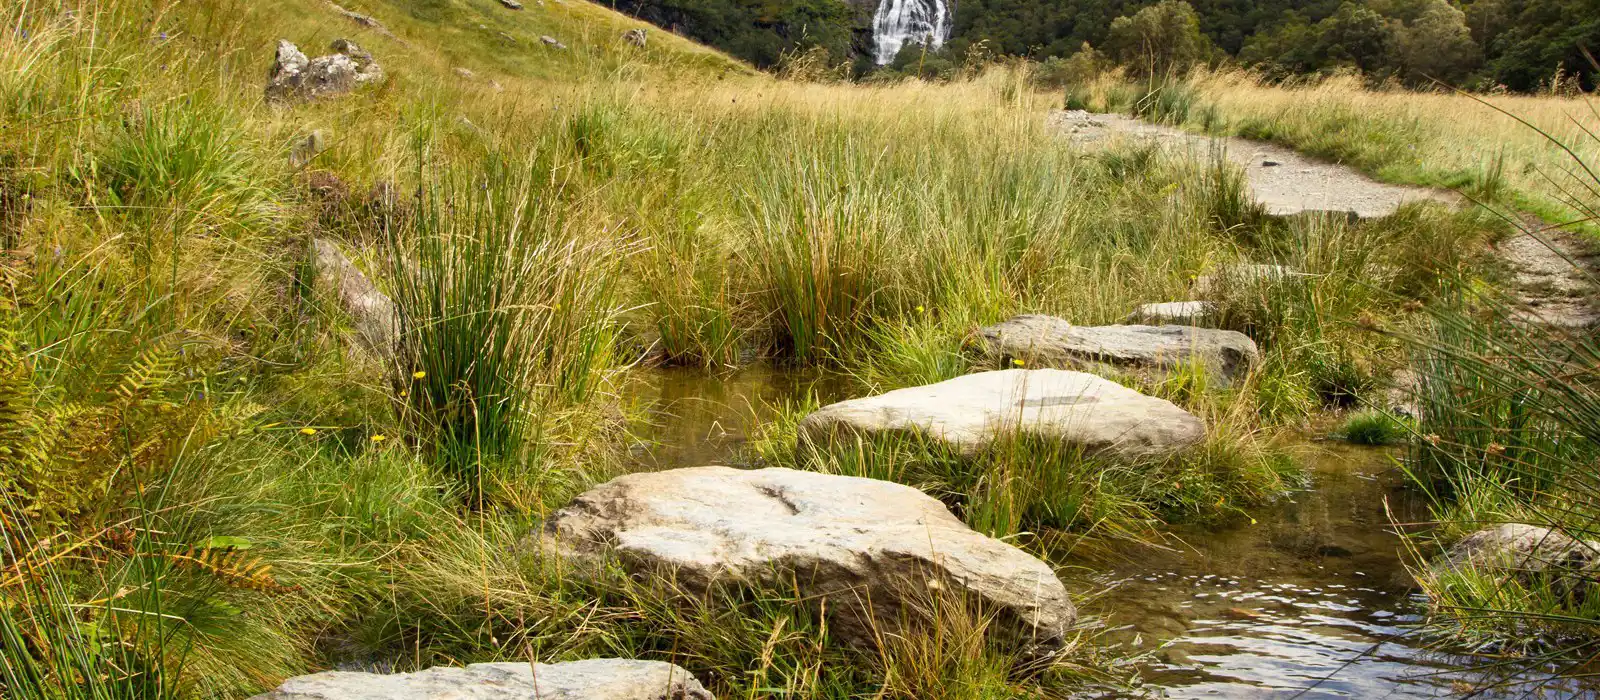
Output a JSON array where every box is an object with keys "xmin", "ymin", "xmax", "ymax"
[
  {"xmin": 540, "ymin": 466, "xmax": 1076, "ymax": 653},
  {"xmin": 799, "ymin": 368, "xmax": 1203, "ymax": 459}
]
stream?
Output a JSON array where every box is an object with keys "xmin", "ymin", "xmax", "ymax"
[{"xmin": 625, "ymin": 366, "xmax": 1596, "ymax": 698}]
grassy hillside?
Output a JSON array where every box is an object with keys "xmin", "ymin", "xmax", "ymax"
[{"xmin": 3, "ymin": 0, "xmax": 1594, "ymax": 698}]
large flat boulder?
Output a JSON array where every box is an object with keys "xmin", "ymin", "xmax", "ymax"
[
  {"xmin": 979, "ymin": 315, "xmax": 1259, "ymax": 385},
  {"xmin": 251, "ymin": 659, "xmax": 712, "ymax": 699},
  {"xmin": 541, "ymin": 466, "xmax": 1076, "ymax": 652},
  {"xmin": 799, "ymin": 369, "xmax": 1203, "ymax": 459}
]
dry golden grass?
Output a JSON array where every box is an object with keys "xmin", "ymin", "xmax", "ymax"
[{"xmin": 1192, "ymin": 70, "xmax": 1598, "ymax": 224}]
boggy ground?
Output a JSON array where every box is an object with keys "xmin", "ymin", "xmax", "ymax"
[{"xmin": 0, "ymin": 1, "xmax": 1593, "ymax": 698}]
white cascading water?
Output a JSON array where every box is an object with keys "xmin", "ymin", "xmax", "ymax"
[{"xmin": 872, "ymin": 0, "xmax": 951, "ymax": 65}]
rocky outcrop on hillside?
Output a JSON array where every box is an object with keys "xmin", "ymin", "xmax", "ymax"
[{"xmin": 266, "ymin": 39, "xmax": 383, "ymax": 104}]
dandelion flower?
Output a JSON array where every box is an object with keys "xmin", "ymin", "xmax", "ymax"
[
  {"xmin": 300, "ymin": 427, "xmax": 317, "ymax": 435},
  {"xmin": 1012, "ymin": 358, "xmax": 1025, "ymax": 367},
  {"xmin": 412, "ymin": 371, "xmax": 427, "ymax": 379},
  {"xmin": 915, "ymin": 305, "xmax": 925, "ymax": 313},
  {"xmin": 371, "ymin": 434, "xmax": 387, "ymax": 443},
  {"xmin": 399, "ymin": 390, "xmax": 408, "ymax": 397}
]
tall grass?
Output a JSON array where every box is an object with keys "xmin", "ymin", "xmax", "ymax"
[
  {"xmin": 386, "ymin": 150, "xmax": 625, "ymax": 501},
  {"xmin": 1394, "ymin": 95, "xmax": 1600, "ymax": 671}
]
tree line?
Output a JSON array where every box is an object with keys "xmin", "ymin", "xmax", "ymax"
[{"xmin": 607, "ymin": 0, "xmax": 1599, "ymax": 91}]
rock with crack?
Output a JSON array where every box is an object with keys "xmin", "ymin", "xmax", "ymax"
[
  {"xmin": 799, "ymin": 369, "xmax": 1204, "ymax": 459},
  {"xmin": 250, "ymin": 659, "xmax": 713, "ymax": 699},
  {"xmin": 266, "ymin": 39, "xmax": 383, "ymax": 104},
  {"xmin": 979, "ymin": 315, "xmax": 1259, "ymax": 386},
  {"xmin": 312, "ymin": 239, "xmax": 396, "ymax": 355},
  {"xmin": 499, "ymin": 0, "xmax": 524, "ymax": 7},
  {"xmin": 541, "ymin": 35, "xmax": 568, "ymax": 49},
  {"xmin": 1126, "ymin": 301, "xmax": 1216, "ymax": 326},
  {"xmin": 541, "ymin": 466, "xmax": 1076, "ymax": 652}
]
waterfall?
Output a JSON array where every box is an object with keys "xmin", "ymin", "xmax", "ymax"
[{"xmin": 872, "ymin": 0, "xmax": 951, "ymax": 65}]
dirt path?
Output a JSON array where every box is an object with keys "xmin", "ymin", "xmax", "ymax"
[
  {"xmin": 1050, "ymin": 110, "xmax": 1458, "ymax": 218},
  {"xmin": 1051, "ymin": 109, "xmax": 1600, "ymax": 328},
  {"xmin": 1496, "ymin": 220, "xmax": 1600, "ymax": 328}
]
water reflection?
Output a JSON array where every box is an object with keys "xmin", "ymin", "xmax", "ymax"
[
  {"xmin": 1093, "ymin": 443, "xmax": 1594, "ymax": 698},
  {"xmin": 625, "ymin": 366, "xmax": 1597, "ymax": 698}
]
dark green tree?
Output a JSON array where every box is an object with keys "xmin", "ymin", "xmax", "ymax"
[{"xmin": 1104, "ymin": 0, "xmax": 1216, "ymax": 76}]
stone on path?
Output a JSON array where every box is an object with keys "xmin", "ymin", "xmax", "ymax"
[
  {"xmin": 799, "ymin": 369, "xmax": 1204, "ymax": 459},
  {"xmin": 541, "ymin": 466, "xmax": 1077, "ymax": 652},
  {"xmin": 980, "ymin": 315, "xmax": 1259, "ymax": 385},
  {"xmin": 266, "ymin": 39, "xmax": 383, "ymax": 104},
  {"xmin": 1126, "ymin": 301, "xmax": 1216, "ymax": 326},
  {"xmin": 312, "ymin": 239, "xmax": 396, "ymax": 354},
  {"xmin": 251, "ymin": 659, "xmax": 712, "ymax": 700}
]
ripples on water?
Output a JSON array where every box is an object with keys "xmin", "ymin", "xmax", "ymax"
[
  {"xmin": 628, "ymin": 368, "xmax": 1598, "ymax": 698},
  {"xmin": 1091, "ymin": 444, "xmax": 1596, "ymax": 698}
]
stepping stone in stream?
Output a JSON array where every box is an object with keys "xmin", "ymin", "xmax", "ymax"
[
  {"xmin": 799, "ymin": 369, "xmax": 1204, "ymax": 459},
  {"xmin": 539, "ymin": 465, "xmax": 1077, "ymax": 653},
  {"xmin": 979, "ymin": 315, "xmax": 1259, "ymax": 386},
  {"xmin": 251, "ymin": 659, "xmax": 713, "ymax": 699}
]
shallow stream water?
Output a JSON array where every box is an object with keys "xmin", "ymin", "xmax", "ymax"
[{"xmin": 626, "ymin": 366, "xmax": 1595, "ymax": 698}]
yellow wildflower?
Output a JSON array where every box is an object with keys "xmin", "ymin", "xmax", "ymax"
[
  {"xmin": 371, "ymin": 434, "xmax": 387, "ymax": 443},
  {"xmin": 412, "ymin": 371, "xmax": 427, "ymax": 379},
  {"xmin": 300, "ymin": 427, "xmax": 317, "ymax": 436},
  {"xmin": 915, "ymin": 305, "xmax": 925, "ymax": 313},
  {"xmin": 1012, "ymin": 358, "xmax": 1025, "ymax": 367}
]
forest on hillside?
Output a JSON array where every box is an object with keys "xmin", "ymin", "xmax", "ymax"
[{"xmin": 598, "ymin": 0, "xmax": 1598, "ymax": 90}]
